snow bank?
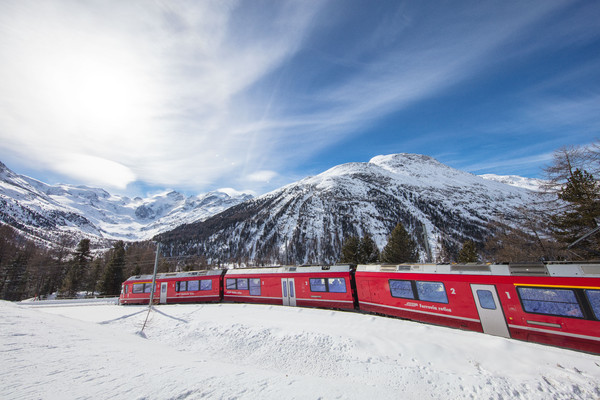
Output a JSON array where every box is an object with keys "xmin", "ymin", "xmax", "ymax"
[{"xmin": 2, "ymin": 301, "xmax": 599, "ymax": 399}]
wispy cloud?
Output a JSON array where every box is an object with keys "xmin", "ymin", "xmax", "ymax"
[{"xmin": 0, "ymin": 0, "xmax": 597, "ymax": 194}]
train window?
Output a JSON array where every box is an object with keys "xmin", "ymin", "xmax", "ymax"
[
  {"xmin": 249, "ymin": 279, "xmax": 261, "ymax": 296},
  {"xmin": 176, "ymin": 281, "xmax": 187, "ymax": 292},
  {"xmin": 584, "ymin": 290, "xmax": 600, "ymax": 319},
  {"xmin": 328, "ymin": 278, "xmax": 347, "ymax": 293},
  {"xmin": 416, "ymin": 281, "xmax": 448, "ymax": 304},
  {"xmin": 143, "ymin": 283, "xmax": 153, "ymax": 293},
  {"xmin": 310, "ymin": 278, "xmax": 327, "ymax": 292},
  {"xmin": 517, "ymin": 287, "xmax": 584, "ymax": 318},
  {"xmin": 188, "ymin": 280, "xmax": 200, "ymax": 291},
  {"xmin": 389, "ymin": 280, "xmax": 415, "ymax": 299},
  {"xmin": 226, "ymin": 279, "xmax": 236, "ymax": 290},
  {"xmin": 476, "ymin": 290, "xmax": 496, "ymax": 310},
  {"xmin": 200, "ymin": 280, "xmax": 212, "ymax": 291},
  {"xmin": 132, "ymin": 283, "xmax": 144, "ymax": 294},
  {"xmin": 237, "ymin": 279, "xmax": 249, "ymax": 290}
]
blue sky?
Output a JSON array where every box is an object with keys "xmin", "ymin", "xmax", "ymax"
[{"xmin": 0, "ymin": 0, "xmax": 599, "ymax": 197}]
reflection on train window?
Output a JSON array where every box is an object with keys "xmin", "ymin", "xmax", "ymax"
[
  {"xmin": 177, "ymin": 281, "xmax": 187, "ymax": 292},
  {"xmin": 416, "ymin": 281, "xmax": 448, "ymax": 304},
  {"xmin": 249, "ymin": 278, "xmax": 261, "ymax": 296},
  {"xmin": 310, "ymin": 278, "xmax": 327, "ymax": 292},
  {"xmin": 517, "ymin": 287, "xmax": 583, "ymax": 318},
  {"xmin": 226, "ymin": 278, "xmax": 250, "ymax": 291},
  {"xmin": 584, "ymin": 289, "xmax": 600, "ymax": 319},
  {"xmin": 389, "ymin": 280, "xmax": 447, "ymax": 303},
  {"xmin": 477, "ymin": 290, "xmax": 496, "ymax": 310},
  {"xmin": 187, "ymin": 280, "xmax": 199, "ymax": 291},
  {"xmin": 389, "ymin": 280, "xmax": 415, "ymax": 299},
  {"xmin": 328, "ymin": 278, "xmax": 347, "ymax": 293},
  {"xmin": 200, "ymin": 280, "xmax": 212, "ymax": 291},
  {"xmin": 309, "ymin": 278, "xmax": 347, "ymax": 293},
  {"xmin": 132, "ymin": 283, "xmax": 144, "ymax": 294}
]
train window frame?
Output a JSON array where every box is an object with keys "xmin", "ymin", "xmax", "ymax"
[
  {"xmin": 176, "ymin": 281, "xmax": 188, "ymax": 292},
  {"xmin": 132, "ymin": 283, "xmax": 144, "ymax": 294},
  {"xmin": 416, "ymin": 281, "xmax": 449, "ymax": 304},
  {"xmin": 516, "ymin": 286, "xmax": 584, "ymax": 319},
  {"xmin": 584, "ymin": 289, "xmax": 600, "ymax": 320},
  {"xmin": 328, "ymin": 278, "xmax": 347, "ymax": 293},
  {"xmin": 309, "ymin": 278, "xmax": 327, "ymax": 292},
  {"xmin": 389, "ymin": 279, "xmax": 415, "ymax": 299},
  {"xmin": 476, "ymin": 290, "xmax": 496, "ymax": 310},
  {"xmin": 249, "ymin": 278, "xmax": 261, "ymax": 296},
  {"xmin": 200, "ymin": 279, "xmax": 212, "ymax": 291},
  {"xmin": 309, "ymin": 277, "xmax": 348, "ymax": 293},
  {"xmin": 226, "ymin": 278, "xmax": 250, "ymax": 291},
  {"xmin": 187, "ymin": 280, "xmax": 200, "ymax": 291}
]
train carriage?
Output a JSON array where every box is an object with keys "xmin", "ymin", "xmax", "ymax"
[
  {"xmin": 355, "ymin": 263, "xmax": 600, "ymax": 354},
  {"xmin": 223, "ymin": 265, "xmax": 356, "ymax": 310},
  {"xmin": 119, "ymin": 270, "xmax": 223, "ymax": 305}
]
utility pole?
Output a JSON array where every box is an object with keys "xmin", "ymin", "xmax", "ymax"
[{"xmin": 141, "ymin": 242, "xmax": 160, "ymax": 333}]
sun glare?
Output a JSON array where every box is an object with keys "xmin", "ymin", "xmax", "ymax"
[{"xmin": 36, "ymin": 41, "xmax": 152, "ymax": 135}]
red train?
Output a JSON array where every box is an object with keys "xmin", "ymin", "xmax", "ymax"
[{"xmin": 119, "ymin": 262, "xmax": 600, "ymax": 354}]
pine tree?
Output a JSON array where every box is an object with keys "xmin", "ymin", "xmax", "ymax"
[
  {"xmin": 339, "ymin": 236, "xmax": 360, "ymax": 264},
  {"xmin": 457, "ymin": 240, "xmax": 478, "ymax": 263},
  {"xmin": 359, "ymin": 235, "xmax": 380, "ymax": 263},
  {"xmin": 380, "ymin": 223, "xmax": 418, "ymax": 263},
  {"xmin": 60, "ymin": 239, "xmax": 92, "ymax": 297},
  {"xmin": 99, "ymin": 241, "xmax": 125, "ymax": 295},
  {"xmin": 552, "ymin": 168, "xmax": 600, "ymax": 253}
]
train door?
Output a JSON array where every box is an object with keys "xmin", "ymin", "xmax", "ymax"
[
  {"xmin": 159, "ymin": 282, "xmax": 168, "ymax": 304},
  {"xmin": 470, "ymin": 284, "xmax": 510, "ymax": 338},
  {"xmin": 281, "ymin": 278, "xmax": 297, "ymax": 307}
]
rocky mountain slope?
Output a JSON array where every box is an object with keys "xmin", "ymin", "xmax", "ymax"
[
  {"xmin": 157, "ymin": 154, "xmax": 551, "ymax": 264},
  {"xmin": 0, "ymin": 161, "xmax": 252, "ymax": 247}
]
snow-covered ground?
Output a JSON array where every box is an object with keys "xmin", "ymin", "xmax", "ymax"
[{"xmin": 2, "ymin": 301, "xmax": 599, "ymax": 399}]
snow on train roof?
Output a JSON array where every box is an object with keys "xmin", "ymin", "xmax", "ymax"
[
  {"xmin": 225, "ymin": 265, "xmax": 352, "ymax": 275},
  {"xmin": 357, "ymin": 263, "xmax": 600, "ymax": 277}
]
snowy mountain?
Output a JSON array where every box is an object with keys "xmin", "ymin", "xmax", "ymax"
[
  {"xmin": 479, "ymin": 173, "xmax": 547, "ymax": 192},
  {"xmin": 0, "ymin": 161, "xmax": 252, "ymax": 246},
  {"xmin": 158, "ymin": 153, "xmax": 551, "ymax": 264}
]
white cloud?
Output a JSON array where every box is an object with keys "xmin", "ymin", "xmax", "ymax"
[{"xmin": 0, "ymin": 0, "xmax": 593, "ymax": 195}]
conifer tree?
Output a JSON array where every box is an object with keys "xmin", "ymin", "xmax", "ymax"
[
  {"xmin": 60, "ymin": 239, "xmax": 92, "ymax": 297},
  {"xmin": 552, "ymin": 168, "xmax": 600, "ymax": 252},
  {"xmin": 339, "ymin": 236, "xmax": 360, "ymax": 264},
  {"xmin": 99, "ymin": 241, "xmax": 125, "ymax": 295},
  {"xmin": 457, "ymin": 240, "xmax": 478, "ymax": 263},
  {"xmin": 359, "ymin": 234, "xmax": 380, "ymax": 263},
  {"xmin": 380, "ymin": 223, "xmax": 418, "ymax": 263}
]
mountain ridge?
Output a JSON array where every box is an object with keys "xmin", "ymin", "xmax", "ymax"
[{"xmin": 157, "ymin": 153, "xmax": 551, "ymax": 264}]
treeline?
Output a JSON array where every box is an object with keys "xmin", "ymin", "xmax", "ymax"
[{"xmin": 0, "ymin": 230, "xmax": 192, "ymax": 301}]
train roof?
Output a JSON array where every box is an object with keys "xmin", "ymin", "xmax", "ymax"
[
  {"xmin": 225, "ymin": 265, "xmax": 352, "ymax": 275},
  {"xmin": 357, "ymin": 262, "xmax": 600, "ymax": 277},
  {"xmin": 124, "ymin": 269, "xmax": 223, "ymax": 282}
]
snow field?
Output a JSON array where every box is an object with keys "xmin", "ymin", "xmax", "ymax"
[{"xmin": 2, "ymin": 301, "xmax": 600, "ymax": 399}]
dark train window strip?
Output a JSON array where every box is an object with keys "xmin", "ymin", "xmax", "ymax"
[
  {"xmin": 389, "ymin": 280, "xmax": 448, "ymax": 304},
  {"xmin": 517, "ymin": 287, "xmax": 584, "ymax": 319},
  {"xmin": 176, "ymin": 280, "xmax": 213, "ymax": 292},
  {"xmin": 309, "ymin": 278, "xmax": 347, "ymax": 293},
  {"xmin": 226, "ymin": 278, "xmax": 261, "ymax": 295}
]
